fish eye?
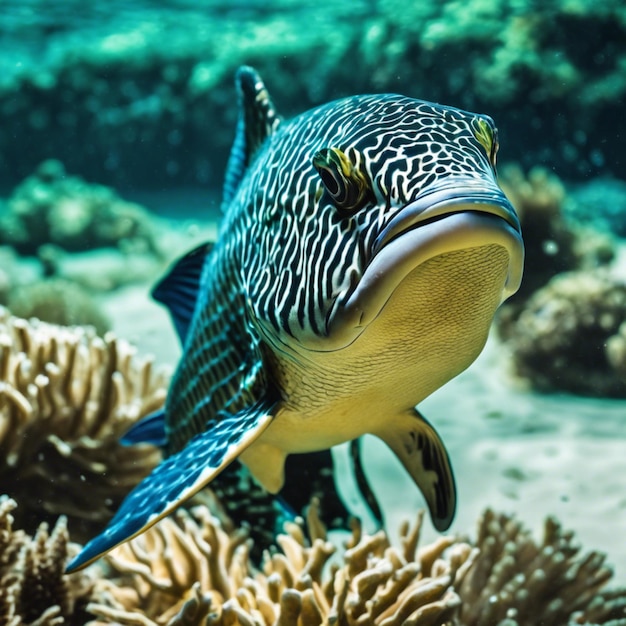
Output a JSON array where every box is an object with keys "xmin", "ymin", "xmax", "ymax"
[
  {"xmin": 319, "ymin": 167, "xmax": 340, "ymax": 196},
  {"xmin": 313, "ymin": 147, "xmax": 372, "ymax": 214}
]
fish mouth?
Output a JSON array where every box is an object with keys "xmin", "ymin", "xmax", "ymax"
[
  {"xmin": 372, "ymin": 186, "xmax": 521, "ymax": 255},
  {"xmin": 325, "ymin": 184, "xmax": 524, "ymax": 348}
]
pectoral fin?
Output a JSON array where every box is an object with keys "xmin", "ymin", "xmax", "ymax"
[
  {"xmin": 376, "ymin": 409, "xmax": 456, "ymax": 531},
  {"xmin": 121, "ymin": 409, "xmax": 167, "ymax": 447},
  {"xmin": 66, "ymin": 399, "xmax": 275, "ymax": 572}
]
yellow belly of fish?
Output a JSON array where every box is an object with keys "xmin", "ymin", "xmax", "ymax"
[{"xmin": 240, "ymin": 244, "xmax": 509, "ymax": 491}]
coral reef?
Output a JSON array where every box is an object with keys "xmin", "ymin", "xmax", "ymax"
[
  {"xmin": 0, "ymin": 160, "xmax": 159, "ymax": 256},
  {"xmin": 86, "ymin": 502, "xmax": 466, "ymax": 625},
  {"xmin": 1, "ymin": 491, "xmax": 624, "ymax": 624},
  {"xmin": 0, "ymin": 307, "xmax": 167, "ymax": 541},
  {"xmin": 502, "ymin": 269, "xmax": 626, "ymax": 397},
  {"xmin": 81, "ymin": 501, "xmax": 626, "ymax": 626},
  {"xmin": 0, "ymin": 496, "xmax": 95, "ymax": 626}
]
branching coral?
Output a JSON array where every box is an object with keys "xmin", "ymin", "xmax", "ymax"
[
  {"xmin": 458, "ymin": 509, "xmax": 622, "ymax": 626},
  {"xmin": 502, "ymin": 270, "xmax": 626, "ymax": 396},
  {"xmin": 86, "ymin": 501, "xmax": 468, "ymax": 626},
  {"xmin": 1, "ymin": 489, "xmax": 622, "ymax": 625},
  {"xmin": 0, "ymin": 307, "xmax": 167, "ymax": 541},
  {"xmin": 0, "ymin": 496, "xmax": 96, "ymax": 626},
  {"xmin": 81, "ymin": 499, "xmax": 626, "ymax": 626}
]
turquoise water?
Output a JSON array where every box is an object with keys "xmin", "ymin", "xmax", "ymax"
[
  {"xmin": 0, "ymin": 0, "xmax": 625, "ymax": 620},
  {"xmin": 0, "ymin": 0, "xmax": 622, "ymax": 191}
]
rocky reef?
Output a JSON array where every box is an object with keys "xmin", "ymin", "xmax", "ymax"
[
  {"xmin": 500, "ymin": 269, "xmax": 626, "ymax": 397},
  {"xmin": 6, "ymin": 279, "xmax": 111, "ymax": 335},
  {"xmin": 491, "ymin": 164, "xmax": 626, "ymax": 397},
  {"xmin": 0, "ymin": 160, "xmax": 158, "ymax": 256},
  {"xmin": 0, "ymin": 161, "xmax": 218, "ymax": 332},
  {"xmin": 498, "ymin": 164, "xmax": 615, "ymax": 303}
]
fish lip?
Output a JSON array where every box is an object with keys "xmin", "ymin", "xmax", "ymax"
[
  {"xmin": 324, "ymin": 185, "xmax": 524, "ymax": 349},
  {"xmin": 373, "ymin": 185, "xmax": 521, "ymax": 256}
]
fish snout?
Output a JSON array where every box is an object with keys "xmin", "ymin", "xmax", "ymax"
[
  {"xmin": 320, "ymin": 180, "xmax": 525, "ymax": 350},
  {"xmin": 370, "ymin": 180, "xmax": 524, "ymax": 296}
]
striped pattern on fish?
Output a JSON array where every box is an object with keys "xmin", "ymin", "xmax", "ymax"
[{"xmin": 67, "ymin": 65, "xmax": 524, "ymax": 572}]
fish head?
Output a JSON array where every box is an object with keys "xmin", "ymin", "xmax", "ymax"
[{"xmin": 243, "ymin": 95, "xmax": 524, "ymax": 359}]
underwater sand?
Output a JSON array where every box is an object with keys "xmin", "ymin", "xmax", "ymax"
[{"xmin": 101, "ymin": 263, "xmax": 626, "ymax": 585}]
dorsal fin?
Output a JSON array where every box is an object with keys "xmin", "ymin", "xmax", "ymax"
[
  {"xmin": 221, "ymin": 66, "xmax": 281, "ymax": 211},
  {"xmin": 151, "ymin": 242, "xmax": 213, "ymax": 343}
]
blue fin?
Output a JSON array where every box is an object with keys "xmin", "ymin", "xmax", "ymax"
[
  {"xmin": 66, "ymin": 399, "xmax": 275, "ymax": 572},
  {"xmin": 151, "ymin": 242, "xmax": 212, "ymax": 343},
  {"xmin": 121, "ymin": 410, "xmax": 166, "ymax": 448},
  {"xmin": 221, "ymin": 66, "xmax": 281, "ymax": 211}
]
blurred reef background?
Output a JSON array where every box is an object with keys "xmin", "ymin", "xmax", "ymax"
[
  {"xmin": 1, "ymin": 0, "xmax": 626, "ymax": 624},
  {"xmin": 0, "ymin": 0, "xmax": 624, "ymax": 191}
]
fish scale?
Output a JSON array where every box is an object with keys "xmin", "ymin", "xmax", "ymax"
[{"xmin": 67, "ymin": 65, "xmax": 524, "ymax": 572}]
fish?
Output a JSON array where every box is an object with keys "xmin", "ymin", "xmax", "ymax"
[{"xmin": 67, "ymin": 65, "xmax": 524, "ymax": 571}]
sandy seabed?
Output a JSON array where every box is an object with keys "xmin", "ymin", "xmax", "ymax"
[{"xmin": 103, "ymin": 282, "xmax": 626, "ymax": 584}]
